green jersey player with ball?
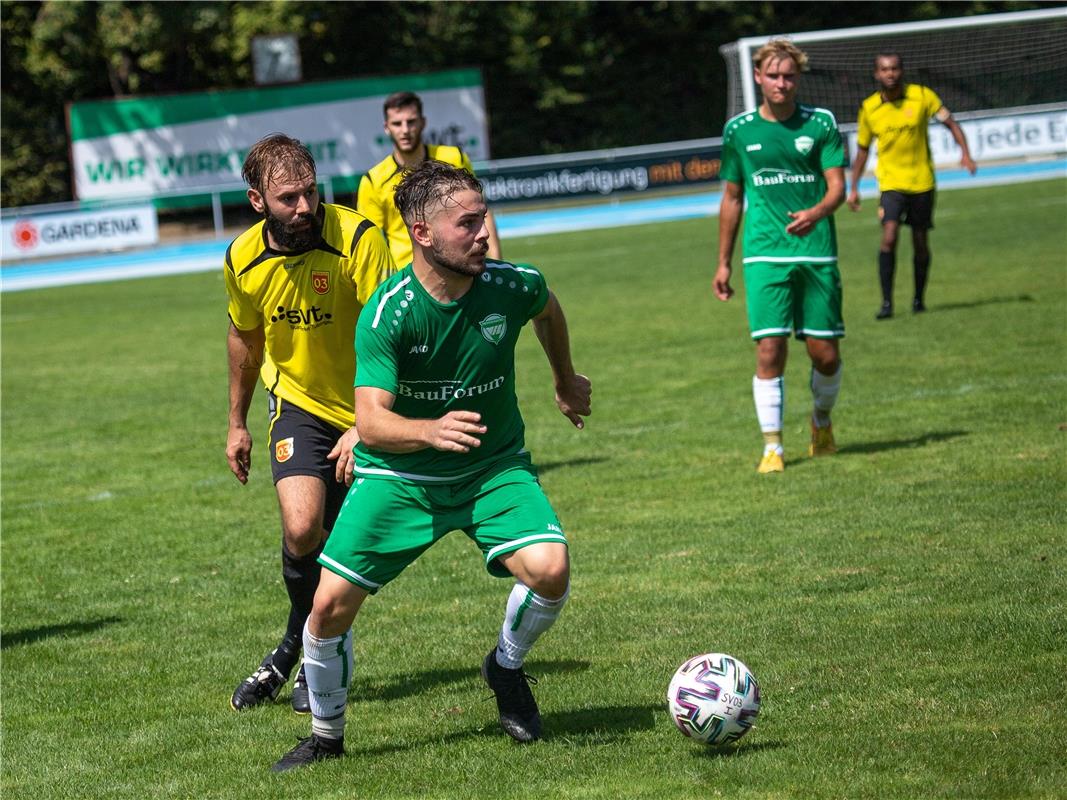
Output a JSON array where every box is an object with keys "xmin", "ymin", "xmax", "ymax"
[{"xmin": 273, "ymin": 160, "xmax": 592, "ymax": 771}]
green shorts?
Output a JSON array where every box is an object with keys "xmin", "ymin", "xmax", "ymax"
[
  {"xmin": 743, "ymin": 260, "xmax": 845, "ymax": 340},
  {"xmin": 319, "ymin": 456, "xmax": 567, "ymax": 593}
]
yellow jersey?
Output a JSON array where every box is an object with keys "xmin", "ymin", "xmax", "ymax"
[
  {"xmin": 224, "ymin": 203, "xmax": 394, "ymax": 431},
  {"xmin": 356, "ymin": 144, "xmax": 473, "ymax": 268},
  {"xmin": 857, "ymin": 84, "xmax": 944, "ymax": 194}
]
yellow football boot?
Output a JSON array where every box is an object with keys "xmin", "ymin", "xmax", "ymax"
[
  {"xmin": 809, "ymin": 422, "xmax": 837, "ymax": 457},
  {"xmin": 757, "ymin": 450, "xmax": 784, "ymax": 474}
]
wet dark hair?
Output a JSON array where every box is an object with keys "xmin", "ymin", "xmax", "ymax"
[
  {"xmin": 241, "ymin": 133, "xmax": 316, "ymax": 195},
  {"xmin": 393, "ymin": 160, "xmax": 483, "ymax": 227}
]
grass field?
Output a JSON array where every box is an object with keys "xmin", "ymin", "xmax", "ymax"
[{"xmin": 2, "ymin": 177, "xmax": 1065, "ymax": 799}]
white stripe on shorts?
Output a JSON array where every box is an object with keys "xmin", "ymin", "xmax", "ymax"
[
  {"xmin": 353, "ymin": 447, "xmax": 530, "ymax": 483},
  {"xmin": 486, "ymin": 533, "xmax": 568, "ymax": 565},
  {"xmin": 751, "ymin": 326, "xmax": 792, "ymax": 338},
  {"xmin": 742, "ymin": 256, "xmax": 838, "ymax": 264},
  {"xmin": 319, "ymin": 553, "xmax": 382, "ymax": 591},
  {"xmin": 798, "ymin": 327, "xmax": 845, "ymax": 338}
]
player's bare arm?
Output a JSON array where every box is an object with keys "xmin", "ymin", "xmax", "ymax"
[
  {"xmin": 531, "ymin": 290, "xmax": 591, "ymax": 429},
  {"xmin": 935, "ymin": 107, "xmax": 977, "ymax": 174},
  {"xmin": 355, "ymin": 386, "xmax": 487, "ymax": 454},
  {"xmin": 786, "ymin": 167, "xmax": 846, "ymax": 236},
  {"xmin": 714, "ymin": 180, "xmax": 744, "ymax": 301},
  {"xmin": 226, "ymin": 322, "xmax": 265, "ymax": 484},
  {"xmin": 326, "ymin": 426, "xmax": 361, "ymax": 486},
  {"xmin": 847, "ymin": 146, "xmax": 871, "ymax": 211}
]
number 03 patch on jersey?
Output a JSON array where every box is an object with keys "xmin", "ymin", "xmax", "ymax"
[{"xmin": 275, "ymin": 437, "xmax": 295, "ymax": 463}]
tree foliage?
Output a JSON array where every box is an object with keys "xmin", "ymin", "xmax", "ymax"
[{"xmin": 0, "ymin": 0, "xmax": 1041, "ymax": 206}]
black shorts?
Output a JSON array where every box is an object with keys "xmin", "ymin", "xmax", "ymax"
[
  {"xmin": 879, "ymin": 190, "xmax": 935, "ymax": 230},
  {"xmin": 267, "ymin": 392, "xmax": 349, "ymax": 530}
]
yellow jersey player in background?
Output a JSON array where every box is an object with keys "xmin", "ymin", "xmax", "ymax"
[
  {"xmin": 847, "ymin": 53, "xmax": 976, "ymax": 319},
  {"xmin": 225, "ymin": 133, "xmax": 393, "ymax": 713},
  {"xmin": 357, "ymin": 90, "xmax": 502, "ymax": 268}
]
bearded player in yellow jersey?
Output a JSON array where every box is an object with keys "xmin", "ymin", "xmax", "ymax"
[
  {"xmin": 357, "ymin": 91, "xmax": 502, "ymax": 268},
  {"xmin": 847, "ymin": 53, "xmax": 976, "ymax": 319},
  {"xmin": 225, "ymin": 134, "xmax": 393, "ymax": 713}
]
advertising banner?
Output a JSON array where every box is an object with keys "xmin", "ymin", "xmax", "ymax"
[
  {"xmin": 478, "ymin": 140, "xmax": 723, "ymax": 205},
  {"xmin": 69, "ymin": 69, "xmax": 488, "ymax": 200},
  {"xmin": 1, "ymin": 205, "xmax": 159, "ymax": 260}
]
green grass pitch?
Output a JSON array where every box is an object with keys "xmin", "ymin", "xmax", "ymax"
[{"xmin": 2, "ymin": 178, "xmax": 1065, "ymax": 799}]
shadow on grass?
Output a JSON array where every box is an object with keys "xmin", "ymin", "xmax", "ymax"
[
  {"xmin": 361, "ymin": 658, "xmax": 592, "ymax": 702},
  {"xmin": 543, "ymin": 702, "xmax": 659, "ymax": 740},
  {"xmin": 1, "ymin": 616, "xmax": 122, "ymax": 650},
  {"xmin": 353, "ymin": 702, "xmax": 660, "ymax": 755},
  {"xmin": 536, "ymin": 456, "xmax": 610, "ymax": 476},
  {"xmin": 836, "ymin": 429, "xmax": 968, "ymax": 455},
  {"xmin": 693, "ymin": 739, "xmax": 787, "ymax": 759},
  {"xmin": 928, "ymin": 294, "xmax": 1034, "ymax": 313}
]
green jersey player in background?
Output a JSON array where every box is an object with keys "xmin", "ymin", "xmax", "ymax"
[
  {"xmin": 713, "ymin": 38, "xmax": 847, "ymax": 474},
  {"xmin": 273, "ymin": 160, "xmax": 592, "ymax": 771}
]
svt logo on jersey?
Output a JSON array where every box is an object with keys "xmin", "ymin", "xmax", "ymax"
[
  {"xmin": 312, "ymin": 271, "xmax": 330, "ymax": 295},
  {"xmin": 794, "ymin": 136, "xmax": 814, "ymax": 155}
]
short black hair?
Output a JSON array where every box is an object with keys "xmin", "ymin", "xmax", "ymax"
[
  {"xmin": 393, "ymin": 160, "xmax": 483, "ymax": 227},
  {"xmin": 383, "ymin": 91, "xmax": 423, "ymax": 118},
  {"xmin": 875, "ymin": 52, "xmax": 904, "ymax": 69}
]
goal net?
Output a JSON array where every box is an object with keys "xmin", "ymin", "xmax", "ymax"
[{"xmin": 719, "ymin": 8, "xmax": 1067, "ymax": 123}]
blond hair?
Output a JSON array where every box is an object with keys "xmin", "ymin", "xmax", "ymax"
[{"xmin": 753, "ymin": 38, "xmax": 809, "ymax": 72}]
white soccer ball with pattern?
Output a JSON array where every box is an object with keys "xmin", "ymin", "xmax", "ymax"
[{"xmin": 666, "ymin": 652, "xmax": 761, "ymax": 745}]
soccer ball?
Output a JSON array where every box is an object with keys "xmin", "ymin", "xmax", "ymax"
[{"xmin": 666, "ymin": 653, "xmax": 761, "ymax": 745}]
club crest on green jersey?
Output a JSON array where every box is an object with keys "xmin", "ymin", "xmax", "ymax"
[
  {"xmin": 479, "ymin": 313, "xmax": 507, "ymax": 344},
  {"xmin": 794, "ymin": 136, "xmax": 814, "ymax": 154}
]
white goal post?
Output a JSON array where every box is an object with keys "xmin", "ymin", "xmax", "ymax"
[{"xmin": 719, "ymin": 7, "xmax": 1067, "ymax": 123}]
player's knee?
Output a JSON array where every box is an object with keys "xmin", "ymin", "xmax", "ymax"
[
  {"xmin": 526, "ymin": 555, "xmax": 570, "ymax": 600},
  {"xmin": 311, "ymin": 593, "xmax": 344, "ymax": 626},
  {"xmin": 810, "ymin": 350, "xmax": 840, "ymax": 375},
  {"xmin": 282, "ymin": 519, "xmax": 325, "ymax": 556},
  {"xmin": 815, "ymin": 356, "xmax": 840, "ymax": 375},
  {"xmin": 310, "ymin": 583, "xmax": 364, "ymax": 634},
  {"xmin": 756, "ymin": 338, "xmax": 787, "ymax": 375}
]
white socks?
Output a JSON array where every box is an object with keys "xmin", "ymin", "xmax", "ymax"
[
  {"xmin": 496, "ymin": 582, "xmax": 569, "ymax": 669},
  {"xmin": 303, "ymin": 623, "xmax": 352, "ymax": 741},
  {"xmin": 752, "ymin": 376, "xmax": 784, "ymax": 454},
  {"xmin": 754, "ymin": 364, "xmax": 842, "ymax": 447},
  {"xmin": 810, "ymin": 363, "xmax": 843, "ymax": 428}
]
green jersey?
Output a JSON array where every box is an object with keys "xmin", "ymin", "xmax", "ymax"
[
  {"xmin": 720, "ymin": 105, "xmax": 847, "ymax": 264},
  {"xmin": 354, "ymin": 259, "xmax": 550, "ymax": 483}
]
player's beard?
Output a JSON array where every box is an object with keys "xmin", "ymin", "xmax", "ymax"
[
  {"xmin": 431, "ymin": 239, "xmax": 487, "ymax": 278},
  {"xmin": 264, "ymin": 202, "xmax": 322, "ymax": 252},
  {"xmin": 392, "ymin": 134, "xmax": 421, "ymax": 157}
]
